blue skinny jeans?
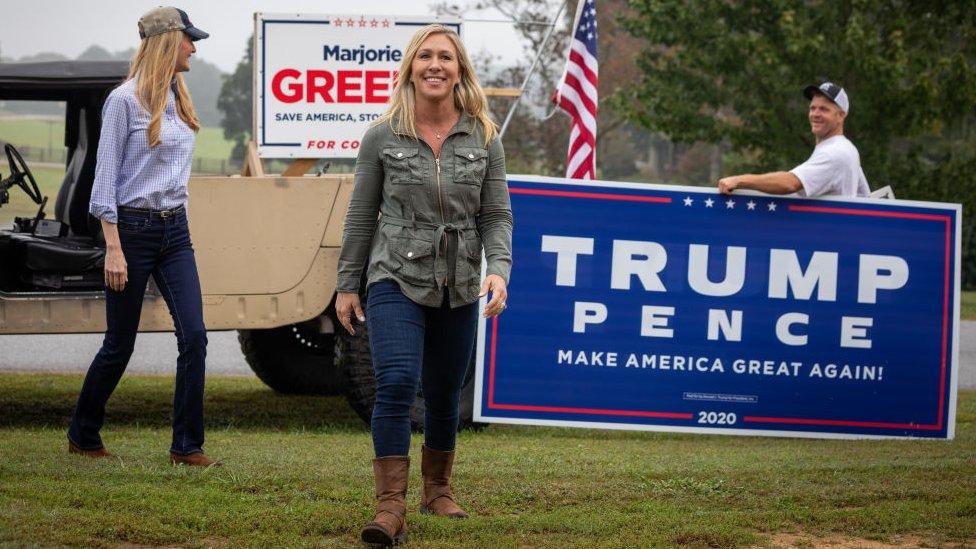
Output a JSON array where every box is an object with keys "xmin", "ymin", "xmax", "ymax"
[
  {"xmin": 366, "ymin": 279, "xmax": 477, "ymax": 457},
  {"xmin": 67, "ymin": 207, "xmax": 208, "ymax": 455}
]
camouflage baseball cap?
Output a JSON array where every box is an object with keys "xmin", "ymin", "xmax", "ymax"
[{"xmin": 138, "ymin": 7, "xmax": 209, "ymax": 41}]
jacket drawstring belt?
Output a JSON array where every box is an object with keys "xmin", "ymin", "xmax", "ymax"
[{"xmin": 380, "ymin": 216, "xmax": 477, "ymax": 287}]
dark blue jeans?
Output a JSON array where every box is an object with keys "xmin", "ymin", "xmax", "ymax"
[
  {"xmin": 68, "ymin": 207, "xmax": 208, "ymax": 455},
  {"xmin": 366, "ymin": 279, "xmax": 478, "ymax": 457}
]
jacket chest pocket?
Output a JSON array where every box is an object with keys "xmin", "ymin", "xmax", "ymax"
[
  {"xmin": 383, "ymin": 147, "xmax": 424, "ymax": 184},
  {"xmin": 453, "ymin": 147, "xmax": 488, "ymax": 185}
]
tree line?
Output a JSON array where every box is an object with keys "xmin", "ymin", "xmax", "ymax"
[{"xmin": 1, "ymin": 45, "xmax": 224, "ymax": 127}]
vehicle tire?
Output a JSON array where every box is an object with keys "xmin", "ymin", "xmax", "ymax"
[
  {"xmin": 337, "ymin": 320, "xmax": 483, "ymax": 432},
  {"xmin": 238, "ymin": 311, "xmax": 345, "ymax": 395}
]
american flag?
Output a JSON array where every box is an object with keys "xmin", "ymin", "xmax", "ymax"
[{"xmin": 553, "ymin": 0, "xmax": 598, "ymax": 180}]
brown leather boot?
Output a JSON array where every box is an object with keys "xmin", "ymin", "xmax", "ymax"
[
  {"xmin": 361, "ymin": 456, "xmax": 409, "ymax": 546},
  {"xmin": 68, "ymin": 440, "xmax": 112, "ymax": 458},
  {"xmin": 170, "ymin": 452, "xmax": 223, "ymax": 467},
  {"xmin": 420, "ymin": 445, "xmax": 469, "ymax": 518}
]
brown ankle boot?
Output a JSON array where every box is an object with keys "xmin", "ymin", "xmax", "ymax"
[
  {"xmin": 361, "ymin": 456, "xmax": 409, "ymax": 546},
  {"xmin": 170, "ymin": 452, "xmax": 223, "ymax": 467},
  {"xmin": 420, "ymin": 445, "xmax": 469, "ymax": 518},
  {"xmin": 68, "ymin": 440, "xmax": 112, "ymax": 458}
]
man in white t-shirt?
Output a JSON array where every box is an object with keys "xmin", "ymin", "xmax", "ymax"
[{"xmin": 718, "ymin": 82, "xmax": 870, "ymax": 197}]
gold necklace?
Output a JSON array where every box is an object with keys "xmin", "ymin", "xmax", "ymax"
[{"xmin": 420, "ymin": 117, "xmax": 456, "ymax": 141}]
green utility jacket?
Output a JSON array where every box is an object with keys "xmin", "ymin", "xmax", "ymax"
[{"xmin": 337, "ymin": 115, "xmax": 513, "ymax": 307}]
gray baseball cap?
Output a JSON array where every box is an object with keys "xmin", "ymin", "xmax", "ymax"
[
  {"xmin": 138, "ymin": 7, "xmax": 209, "ymax": 41},
  {"xmin": 804, "ymin": 81, "xmax": 849, "ymax": 114}
]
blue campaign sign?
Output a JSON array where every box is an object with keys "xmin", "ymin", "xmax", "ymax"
[{"xmin": 474, "ymin": 175, "xmax": 961, "ymax": 439}]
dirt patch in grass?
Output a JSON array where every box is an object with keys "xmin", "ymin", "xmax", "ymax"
[{"xmin": 766, "ymin": 532, "xmax": 971, "ymax": 548}]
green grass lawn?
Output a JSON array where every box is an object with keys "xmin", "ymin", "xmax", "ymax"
[
  {"xmin": 964, "ymin": 291, "xmax": 976, "ymax": 320},
  {"xmin": 0, "ymin": 117, "xmax": 65, "ymax": 150},
  {"xmin": 193, "ymin": 125, "xmax": 235, "ymax": 159},
  {"xmin": 0, "ymin": 373, "xmax": 973, "ymax": 547}
]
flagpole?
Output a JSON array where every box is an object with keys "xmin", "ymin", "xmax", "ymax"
[
  {"xmin": 552, "ymin": 0, "xmax": 598, "ymax": 179},
  {"xmin": 498, "ymin": 0, "xmax": 569, "ymax": 139}
]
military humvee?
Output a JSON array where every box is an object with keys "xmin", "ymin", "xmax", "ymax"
[{"xmin": 0, "ymin": 61, "xmax": 479, "ymax": 430}]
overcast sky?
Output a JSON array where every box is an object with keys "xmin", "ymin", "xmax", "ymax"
[{"xmin": 0, "ymin": 0, "xmax": 540, "ymax": 73}]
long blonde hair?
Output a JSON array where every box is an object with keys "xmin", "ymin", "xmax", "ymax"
[
  {"xmin": 128, "ymin": 30, "xmax": 200, "ymax": 148},
  {"xmin": 379, "ymin": 24, "xmax": 497, "ymax": 147}
]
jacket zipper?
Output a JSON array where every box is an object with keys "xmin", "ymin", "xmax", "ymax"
[
  {"xmin": 434, "ymin": 156, "xmax": 448, "ymax": 287},
  {"xmin": 434, "ymin": 156, "xmax": 445, "ymax": 222}
]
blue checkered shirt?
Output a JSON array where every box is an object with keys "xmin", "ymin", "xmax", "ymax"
[{"xmin": 89, "ymin": 78, "xmax": 196, "ymax": 223}]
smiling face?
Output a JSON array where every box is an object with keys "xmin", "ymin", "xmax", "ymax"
[
  {"xmin": 175, "ymin": 32, "xmax": 195, "ymax": 73},
  {"xmin": 808, "ymin": 93, "xmax": 845, "ymax": 141},
  {"xmin": 410, "ymin": 33, "xmax": 460, "ymax": 105}
]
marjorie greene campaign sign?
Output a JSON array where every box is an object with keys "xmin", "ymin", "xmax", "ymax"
[
  {"xmin": 254, "ymin": 13, "xmax": 461, "ymax": 158},
  {"xmin": 474, "ymin": 176, "xmax": 961, "ymax": 440}
]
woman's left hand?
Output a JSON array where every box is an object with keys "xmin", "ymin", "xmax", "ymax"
[{"xmin": 479, "ymin": 274, "xmax": 508, "ymax": 318}]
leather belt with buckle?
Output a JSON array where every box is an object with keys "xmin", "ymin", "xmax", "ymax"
[{"xmin": 118, "ymin": 205, "xmax": 185, "ymax": 218}]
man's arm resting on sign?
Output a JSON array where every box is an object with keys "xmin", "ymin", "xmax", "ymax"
[{"xmin": 718, "ymin": 171, "xmax": 802, "ymax": 195}]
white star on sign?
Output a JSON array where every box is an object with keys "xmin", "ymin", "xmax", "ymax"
[
  {"xmin": 726, "ymin": 199, "xmax": 735, "ymax": 209},
  {"xmin": 747, "ymin": 200, "xmax": 756, "ymax": 210},
  {"xmin": 704, "ymin": 198, "xmax": 714, "ymax": 208},
  {"xmin": 767, "ymin": 202, "xmax": 777, "ymax": 211},
  {"xmin": 683, "ymin": 196, "xmax": 693, "ymax": 206}
]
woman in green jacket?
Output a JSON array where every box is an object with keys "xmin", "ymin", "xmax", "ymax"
[{"xmin": 335, "ymin": 24, "xmax": 513, "ymax": 547}]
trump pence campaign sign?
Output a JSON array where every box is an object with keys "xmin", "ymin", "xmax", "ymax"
[{"xmin": 475, "ymin": 176, "xmax": 961, "ymax": 440}]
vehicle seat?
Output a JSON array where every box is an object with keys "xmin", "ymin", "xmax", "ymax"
[
  {"xmin": 15, "ymin": 100, "xmax": 105, "ymax": 290},
  {"xmin": 7, "ymin": 233, "xmax": 104, "ymax": 289},
  {"xmin": 54, "ymin": 101, "xmax": 103, "ymax": 240},
  {"xmin": 9, "ymin": 233, "xmax": 102, "ymax": 270}
]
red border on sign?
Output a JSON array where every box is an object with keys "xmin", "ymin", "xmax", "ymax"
[
  {"xmin": 485, "ymin": 190, "xmax": 953, "ymax": 432},
  {"xmin": 509, "ymin": 187, "xmax": 673, "ymax": 204}
]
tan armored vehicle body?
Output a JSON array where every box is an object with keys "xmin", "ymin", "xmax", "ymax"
[{"xmin": 1, "ymin": 174, "xmax": 353, "ymax": 334}]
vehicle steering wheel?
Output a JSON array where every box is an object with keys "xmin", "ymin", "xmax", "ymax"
[{"xmin": 2, "ymin": 144, "xmax": 43, "ymax": 205}]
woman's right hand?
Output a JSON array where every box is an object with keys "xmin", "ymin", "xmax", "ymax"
[
  {"xmin": 336, "ymin": 291, "xmax": 366, "ymax": 335},
  {"xmin": 101, "ymin": 220, "xmax": 127, "ymax": 292},
  {"xmin": 104, "ymin": 245, "xmax": 128, "ymax": 292}
]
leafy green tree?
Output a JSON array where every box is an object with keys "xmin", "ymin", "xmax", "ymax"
[
  {"xmin": 217, "ymin": 37, "xmax": 253, "ymax": 163},
  {"xmin": 613, "ymin": 0, "xmax": 976, "ymax": 285},
  {"xmin": 614, "ymin": 1, "xmax": 976, "ymax": 172}
]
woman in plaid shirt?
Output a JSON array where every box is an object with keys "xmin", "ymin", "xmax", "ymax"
[{"xmin": 66, "ymin": 7, "xmax": 219, "ymax": 467}]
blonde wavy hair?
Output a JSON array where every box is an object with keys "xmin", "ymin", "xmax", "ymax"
[
  {"xmin": 128, "ymin": 30, "xmax": 200, "ymax": 148},
  {"xmin": 379, "ymin": 24, "xmax": 497, "ymax": 147}
]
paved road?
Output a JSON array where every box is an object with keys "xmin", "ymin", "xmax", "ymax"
[
  {"xmin": 0, "ymin": 330, "xmax": 253, "ymax": 376},
  {"xmin": 1, "ymin": 325, "xmax": 974, "ymax": 389}
]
